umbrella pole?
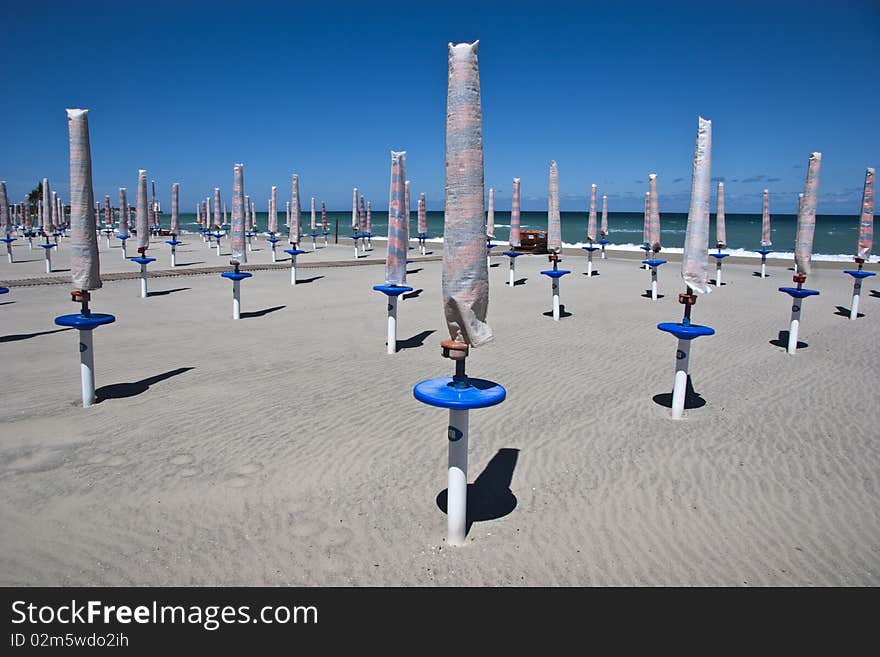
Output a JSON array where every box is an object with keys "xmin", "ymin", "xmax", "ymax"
[
  {"xmin": 447, "ymin": 405, "xmax": 469, "ymax": 546},
  {"xmin": 845, "ymin": 259, "xmax": 875, "ymax": 320},
  {"xmin": 651, "ymin": 266, "xmax": 658, "ymax": 300},
  {"xmin": 233, "ymin": 280, "xmax": 241, "ymax": 319},
  {"xmin": 509, "ymin": 255, "xmax": 515, "ymax": 286},
  {"xmin": 761, "ymin": 254, "xmax": 766, "ymax": 278},
  {"xmin": 387, "ymin": 295, "xmax": 398, "ymax": 354},
  {"xmin": 291, "ymin": 254, "xmax": 297, "ymax": 285}
]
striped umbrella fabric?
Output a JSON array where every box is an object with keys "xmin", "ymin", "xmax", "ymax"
[
  {"xmin": 231, "ymin": 164, "xmax": 247, "ymax": 263},
  {"xmin": 856, "ymin": 167, "xmax": 874, "ymax": 260},
  {"xmin": 136, "ymin": 170, "xmax": 149, "ymax": 250},
  {"xmin": 404, "ymin": 180, "xmax": 411, "ymax": 246},
  {"xmin": 321, "ymin": 201, "xmax": 327, "ymax": 231},
  {"xmin": 486, "ymin": 187, "xmax": 495, "ymax": 238},
  {"xmin": 418, "ymin": 192, "xmax": 427, "ymax": 234},
  {"xmin": 643, "ymin": 192, "xmax": 650, "ymax": 244},
  {"xmin": 384, "ymin": 151, "xmax": 407, "ymax": 285},
  {"xmin": 547, "ymin": 160, "xmax": 561, "ymax": 253},
  {"xmin": 365, "ymin": 201, "xmax": 371, "ymax": 234},
  {"xmin": 42, "ymin": 178, "xmax": 53, "ymax": 233},
  {"xmin": 310, "ymin": 197, "xmax": 316, "ymax": 231},
  {"xmin": 214, "ymin": 188, "xmax": 222, "ymax": 230},
  {"xmin": 352, "ymin": 187, "xmax": 358, "ymax": 231},
  {"xmin": 587, "ymin": 183, "xmax": 597, "ymax": 242},
  {"xmin": 794, "ymin": 152, "xmax": 822, "ymax": 276},
  {"xmin": 600, "ymin": 194, "xmax": 608, "ymax": 237},
  {"xmin": 761, "ymin": 189, "xmax": 772, "ymax": 246},
  {"xmin": 290, "ymin": 174, "xmax": 301, "ymax": 244},
  {"xmin": 66, "ymin": 109, "xmax": 101, "ymax": 290},
  {"xmin": 0, "ymin": 181, "xmax": 9, "ymax": 235},
  {"xmin": 170, "ymin": 183, "xmax": 179, "ymax": 234},
  {"xmin": 715, "ymin": 181, "xmax": 726, "ymax": 247},
  {"xmin": 681, "ymin": 116, "xmax": 712, "ymax": 295},
  {"xmin": 442, "ymin": 41, "xmax": 492, "ymax": 347},
  {"xmin": 119, "ymin": 188, "xmax": 129, "ymax": 235},
  {"xmin": 359, "ymin": 195, "xmax": 366, "ymax": 235},
  {"xmin": 103, "ymin": 195, "xmax": 112, "ymax": 227},
  {"xmin": 647, "ymin": 174, "xmax": 661, "ymax": 251},
  {"xmin": 510, "ymin": 178, "xmax": 521, "ymax": 247},
  {"xmin": 269, "ymin": 185, "xmax": 278, "ymax": 233}
]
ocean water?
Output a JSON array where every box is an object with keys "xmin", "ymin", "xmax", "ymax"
[{"xmin": 177, "ymin": 210, "xmax": 875, "ymax": 262}]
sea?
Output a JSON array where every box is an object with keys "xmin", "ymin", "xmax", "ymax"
[{"xmin": 176, "ymin": 211, "xmax": 876, "ymax": 262}]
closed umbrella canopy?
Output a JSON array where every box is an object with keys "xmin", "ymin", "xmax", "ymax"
[
  {"xmin": 231, "ymin": 164, "xmax": 247, "ymax": 263},
  {"xmin": 681, "ymin": 116, "xmax": 712, "ymax": 295},
  {"xmin": 42, "ymin": 178, "xmax": 53, "ymax": 233},
  {"xmin": 715, "ymin": 181, "xmax": 726, "ymax": 247},
  {"xmin": 547, "ymin": 161, "xmax": 561, "ymax": 253},
  {"xmin": 510, "ymin": 178, "xmax": 521, "ymax": 247},
  {"xmin": 290, "ymin": 174, "xmax": 301, "ymax": 244},
  {"xmin": 170, "ymin": 183, "xmax": 179, "ymax": 234},
  {"xmin": 418, "ymin": 192, "xmax": 427, "ymax": 234},
  {"xmin": 794, "ymin": 152, "xmax": 822, "ymax": 276},
  {"xmin": 66, "ymin": 109, "xmax": 101, "ymax": 290},
  {"xmin": 643, "ymin": 191, "xmax": 650, "ymax": 244},
  {"xmin": 0, "ymin": 181, "xmax": 9, "ymax": 235},
  {"xmin": 600, "ymin": 194, "xmax": 608, "ymax": 238},
  {"xmin": 442, "ymin": 41, "xmax": 492, "ymax": 347},
  {"xmin": 310, "ymin": 197, "xmax": 316, "ymax": 231},
  {"xmin": 647, "ymin": 174, "xmax": 661, "ymax": 251},
  {"xmin": 118, "ymin": 188, "xmax": 129, "ymax": 235},
  {"xmin": 587, "ymin": 183, "xmax": 597, "ymax": 242},
  {"xmin": 486, "ymin": 187, "xmax": 495, "ymax": 238},
  {"xmin": 365, "ymin": 201, "xmax": 371, "ymax": 234},
  {"xmin": 136, "ymin": 170, "xmax": 149, "ymax": 250},
  {"xmin": 352, "ymin": 187, "xmax": 358, "ymax": 231},
  {"xmin": 761, "ymin": 189, "xmax": 772, "ymax": 246},
  {"xmin": 214, "ymin": 188, "xmax": 222, "ymax": 230},
  {"xmin": 856, "ymin": 167, "xmax": 874, "ymax": 260},
  {"xmin": 321, "ymin": 201, "xmax": 327, "ymax": 231},
  {"xmin": 385, "ymin": 151, "xmax": 408, "ymax": 285}
]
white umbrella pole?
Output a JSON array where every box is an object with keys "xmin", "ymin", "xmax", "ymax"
[
  {"xmin": 761, "ymin": 254, "xmax": 766, "ymax": 278},
  {"xmin": 45, "ymin": 248, "xmax": 52, "ymax": 273},
  {"xmin": 216, "ymin": 240, "xmax": 222, "ymax": 256},
  {"xmin": 447, "ymin": 408, "xmax": 469, "ymax": 546},
  {"xmin": 79, "ymin": 329, "xmax": 96, "ymax": 407},
  {"xmin": 716, "ymin": 260, "xmax": 723, "ymax": 287},
  {"xmin": 233, "ymin": 280, "xmax": 241, "ymax": 320},
  {"xmin": 551, "ymin": 277, "xmax": 561, "ymax": 321},
  {"xmin": 290, "ymin": 255, "xmax": 297, "ymax": 285},
  {"xmin": 587, "ymin": 250, "xmax": 593, "ymax": 277},
  {"xmin": 671, "ymin": 338, "xmax": 690, "ymax": 420},
  {"xmin": 508, "ymin": 256, "xmax": 515, "ymax": 286},
  {"xmin": 651, "ymin": 266, "xmax": 659, "ymax": 300},
  {"xmin": 787, "ymin": 300, "xmax": 801, "ymax": 355},
  {"xmin": 850, "ymin": 277, "xmax": 863, "ymax": 320},
  {"xmin": 170, "ymin": 245, "xmax": 176, "ymax": 267},
  {"xmin": 140, "ymin": 262, "xmax": 148, "ymax": 298},
  {"xmin": 387, "ymin": 295, "xmax": 398, "ymax": 354}
]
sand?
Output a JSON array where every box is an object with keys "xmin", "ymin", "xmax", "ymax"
[{"xmin": 1, "ymin": 237, "xmax": 879, "ymax": 586}]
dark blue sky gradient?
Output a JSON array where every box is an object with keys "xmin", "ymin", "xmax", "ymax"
[{"xmin": 1, "ymin": 0, "xmax": 878, "ymax": 213}]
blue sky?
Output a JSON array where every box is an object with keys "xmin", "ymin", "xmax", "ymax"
[{"xmin": 1, "ymin": 0, "xmax": 877, "ymax": 214}]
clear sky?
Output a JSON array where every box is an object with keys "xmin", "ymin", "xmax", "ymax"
[{"xmin": 1, "ymin": 0, "xmax": 878, "ymax": 214}]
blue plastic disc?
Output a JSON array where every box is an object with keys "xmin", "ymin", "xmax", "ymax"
[
  {"xmin": 582, "ymin": 246, "xmax": 599, "ymax": 252},
  {"xmin": 283, "ymin": 249, "xmax": 306, "ymax": 256},
  {"xmin": 657, "ymin": 322, "xmax": 715, "ymax": 340},
  {"xmin": 373, "ymin": 284, "xmax": 413, "ymax": 297},
  {"xmin": 642, "ymin": 259, "xmax": 667, "ymax": 267},
  {"xmin": 54, "ymin": 312, "xmax": 116, "ymax": 330},
  {"xmin": 117, "ymin": 235, "xmax": 130, "ymax": 240},
  {"xmin": 131, "ymin": 257, "xmax": 156, "ymax": 265},
  {"xmin": 502, "ymin": 251, "xmax": 523, "ymax": 258},
  {"xmin": 778, "ymin": 286, "xmax": 820, "ymax": 299},
  {"xmin": 540, "ymin": 269, "xmax": 571, "ymax": 278},
  {"xmin": 710, "ymin": 253, "xmax": 730, "ymax": 260},
  {"xmin": 0, "ymin": 287, "xmax": 9, "ymax": 294},
  {"xmin": 756, "ymin": 249, "xmax": 773, "ymax": 256},
  {"xmin": 165, "ymin": 240, "xmax": 181, "ymax": 246},
  {"xmin": 413, "ymin": 376, "xmax": 506, "ymax": 410},
  {"xmin": 221, "ymin": 271, "xmax": 252, "ymax": 281},
  {"xmin": 844, "ymin": 270, "xmax": 875, "ymax": 279}
]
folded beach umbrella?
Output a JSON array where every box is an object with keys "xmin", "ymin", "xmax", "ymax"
[
  {"xmin": 418, "ymin": 192, "xmax": 427, "ymax": 235},
  {"xmin": 352, "ymin": 187, "xmax": 359, "ymax": 231},
  {"xmin": 547, "ymin": 161, "xmax": 561, "ymax": 253},
  {"xmin": 509, "ymin": 178, "xmax": 521, "ymax": 247},
  {"xmin": 151, "ymin": 180, "xmax": 158, "ymax": 229},
  {"xmin": 587, "ymin": 184, "xmax": 597, "ymax": 243},
  {"xmin": 655, "ymin": 116, "xmax": 715, "ymax": 420},
  {"xmin": 0, "ymin": 181, "xmax": 9, "ymax": 235},
  {"xmin": 843, "ymin": 168, "xmax": 875, "ymax": 319},
  {"xmin": 413, "ymin": 41, "xmax": 505, "ymax": 548},
  {"xmin": 442, "ymin": 44, "xmax": 492, "ymax": 346},
  {"xmin": 269, "ymin": 186, "xmax": 278, "ymax": 234},
  {"xmin": 231, "ymin": 164, "xmax": 246, "ymax": 263},
  {"xmin": 118, "ymin": 188, "xmax": 129, "ymax": 233},
  {"xmin": 136, "ymin": 170, "xmax": 149, "ymax": 250},
  {"xmin": 285, "ymin": 201, "xmax": 290, "ymax": 229},
  {"xmin": 647, "ymin": 174, "xmax": 661, "ymax": 252},
  {"xmin": 794, "ymin": 153, "xmax": 821, "ymax": 277},
  {"xmin": 321, "ymin": 201, "xmax": 327, "ymax": 231},
  {"xmin": 365, "ymin": 201, "xmax": 371, "ymax": 235},
  {"xmin": 54, "ymin": 108, "xmax": 115, "ymax": 407},
  {"xmin": 42, "ymin": 178, "xmax": 53, "ymax": 234},
  {"xmin": 856, "ymin": 168, "xmax": 874, "ymax": 261},
  {"xmin": 486, "ymin": 187, "xmax": 495, "ymax": 238},
  {"xmin": 600, "ymin": 194, "xmax": 608, "ymax": 238},
  {"xmin": 761, "ymin": 189, "xmax": 772, "ymax": 246},
  {"xmin": 681, "ymin": 118, "xmax": 712, "ymax": 296},
  {"xmin": 715, "ymin": 182, "xmax": 726, "ymax": 248},
  {"xmin": 310, "ymin": 196, "xmax": 316, "ymax": 231},
  {"xmin": 643, "ymin": 191, "xmax": 650, "ymax": 245},
  {"xmin": 169, "ymin": 184, "xmax": 179, "ymax": 235},
  {"xmin": 290, "ymin": 174, "xmax": 301, "ymax": 245},
  {"xmin": 778, "ymin": 153, "xmax": 822, "ymax": 354},
  {"xmin": 214, "ymin": 188, "xmax": 222, "ymax": 230},
  {"xmin": 384, "ymin": 151, "xmax": 408, "ymax": 286},
  {"xmin": 359, "ymin": 195, "xmax": 366, "ymax": 236},
  {"xmin": 103, "ymin": 195, "xmax": 112, "ymax": 228}
]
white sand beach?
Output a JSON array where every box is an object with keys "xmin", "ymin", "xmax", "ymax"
[{"xmin": 1, "ymin": 240, "xmax": 879, "ymax": 586}]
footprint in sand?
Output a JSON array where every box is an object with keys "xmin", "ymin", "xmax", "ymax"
[
  {"xmin": 169, "ymin": 453, "xmax": 195, "ymax": 466},
  {"xmin": 178, "ymin": 466, "xmax": 201, "ymax": 478},
  {"xmin": 6, "ymin": 448, "xmax": 70, "ymax": 474}
]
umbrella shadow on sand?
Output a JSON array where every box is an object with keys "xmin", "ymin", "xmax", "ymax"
[
  {"xmin": 95, "ymin": 367, "xmax": 194, "ymax": 402},
  {"xmin": 0, "ymin": 327, "xmax": 71, "ymax": 343},
  {"xmin": 652, "ymin": 375, "xmax": 707, "ymax": 410},
  {"xmin": 769, "ymin": 330, "xmax": 808, "ymax": 350},
  {"xmin": 396, "ymin": 329, "xmax": 434, "ymax": 351},
  {"xmin": 436, "ymin": 448, "xmax": 519, "ymax": 538},
  {"xmin": 834, "ymin": 305, "xmax": 864, "ymax": 319}
]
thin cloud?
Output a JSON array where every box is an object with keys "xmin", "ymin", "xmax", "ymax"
[
  {"xmin": 711, "ymin": 176, "xmax": 725, "ymax": 182},
  {"xmin": 672, "ymin": 177, "xmax": 684, "ymax": 183},
  {"xmin": 634, "ymin": 179, "xmax": 645, "ymax": 184}
]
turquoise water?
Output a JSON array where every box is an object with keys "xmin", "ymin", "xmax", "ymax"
[{"xmin": 177, "ymin": 211, "xmax": 873, "ymax": 260}]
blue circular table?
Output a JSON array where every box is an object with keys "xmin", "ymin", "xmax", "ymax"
[
  {"xmin": 778, "ymin": 287, "xmax": 820, "ymax": 299},
  {"xmin": 221, "ymin": 271, "xmax": 252, "ymax": 282},
  {"xmin": 844, "ymin": 270, "xmax": 875, "ymax": 280},
  {"xmin": 54, "ymin": 313, "xmax": 116, "ymax": 330},
  {"xmin": 373, "ymin": 284, "xmax": 413, "ymax": 297},
  {"xmin": 642, "ymin": 259, "xmax": 667, "ymax": 268},
  {"xmin": 413, "ymin": 376, "xmax": 506, "ymax": 410},
  {"xmin": 657, "ymin": 322, "xmax": 715, "ymax": 340}
]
